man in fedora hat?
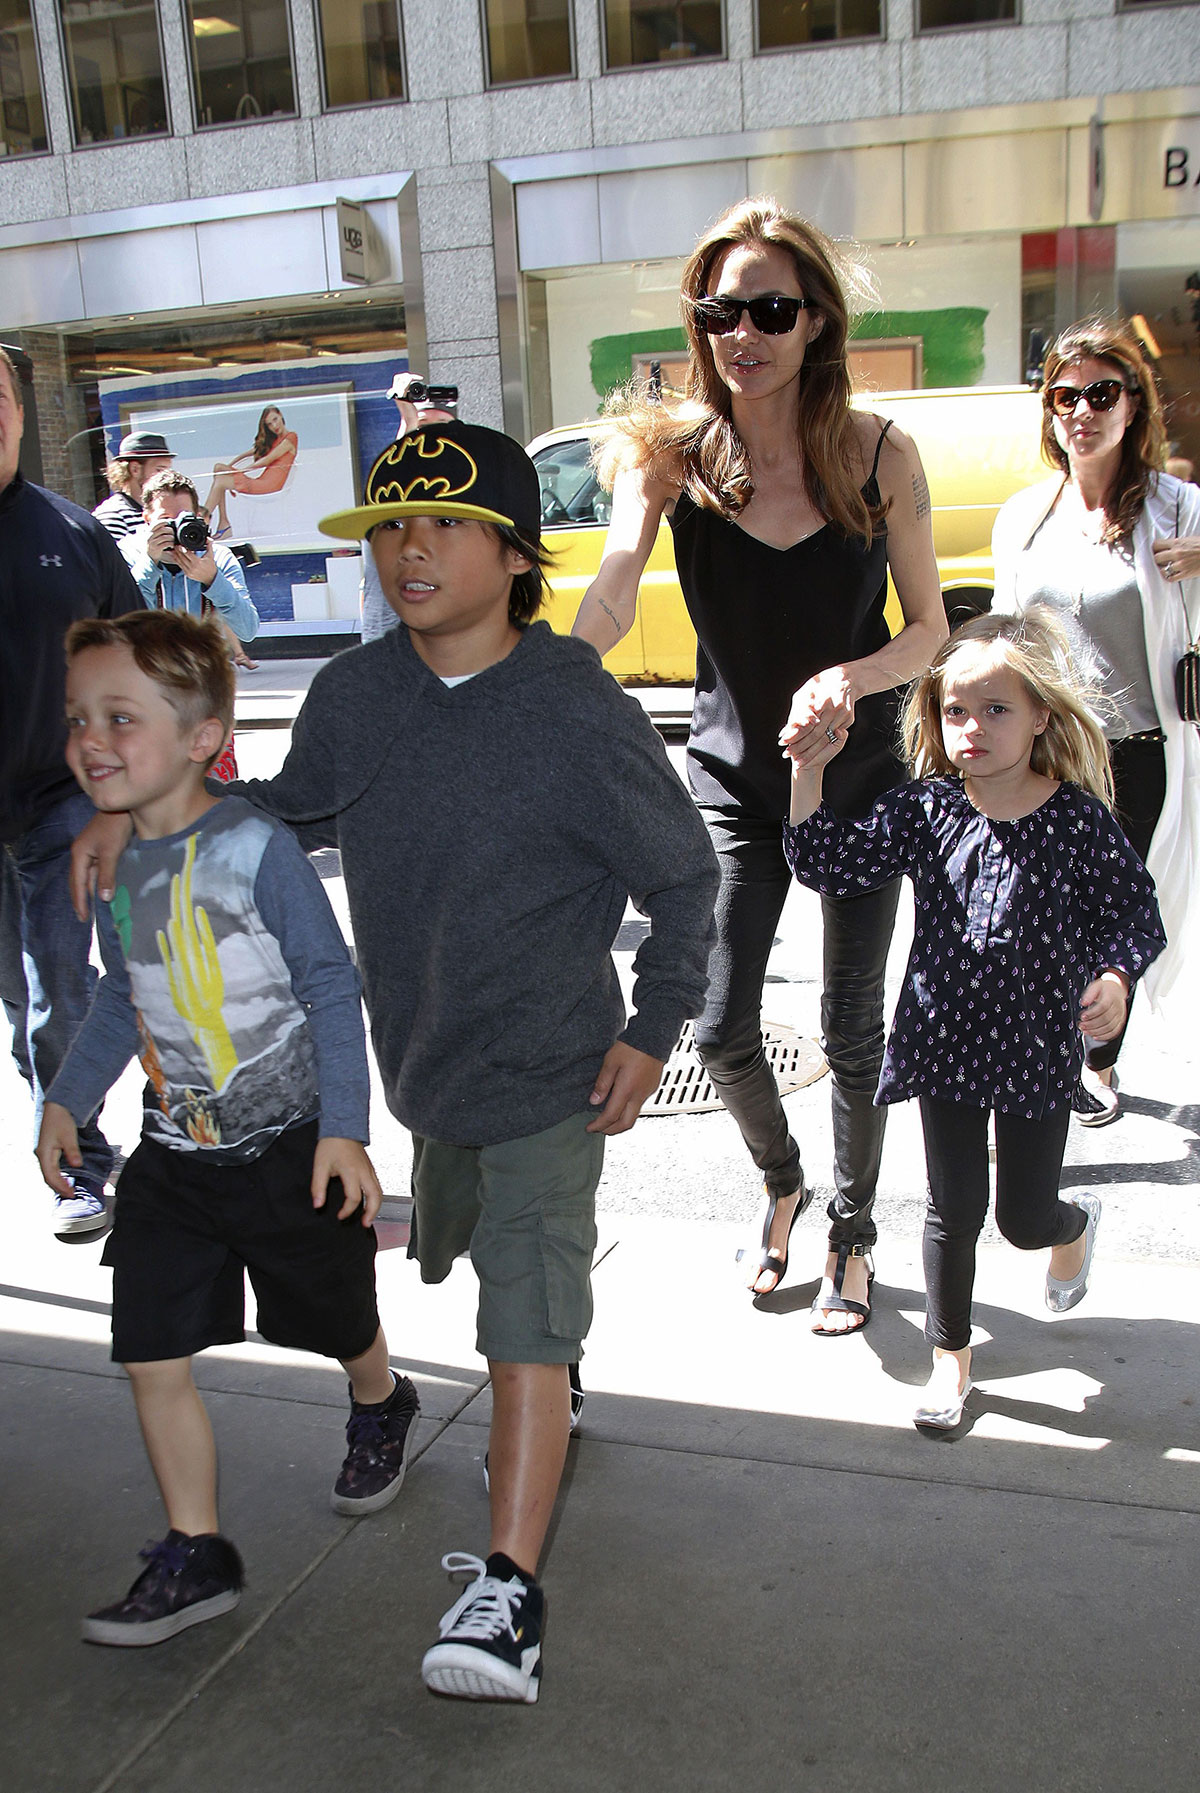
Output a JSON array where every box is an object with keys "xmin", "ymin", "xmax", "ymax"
[{"xmin": 93, "ymin": 431, "xmax": 175, "ymax": 542}]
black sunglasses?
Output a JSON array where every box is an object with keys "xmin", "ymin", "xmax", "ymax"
[
  {"xmin": 1044, "ymin": 379, "xmax": 1135, "ymax": 417},
  {"xmin": 692, "ymin": 294, "xmax": 810, "ymax": 336}
]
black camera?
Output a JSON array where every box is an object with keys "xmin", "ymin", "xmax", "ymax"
[
  {"xmin": 402, "ymin": 380, "xmax": 459, "ymax": 410},
  {"xmin": 169, "ymin": 512, "xmax": 209, "ymax": 553}
]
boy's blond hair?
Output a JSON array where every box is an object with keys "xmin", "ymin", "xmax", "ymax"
[{"xmin": 66, "ymin": 610, "xmax": 234, "ymax": 769}]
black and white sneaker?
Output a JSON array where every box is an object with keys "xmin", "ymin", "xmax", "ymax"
[
  {"xmin": 332, "ymin": 1373, "xmax": 420, "ymax": 1515},
  {"xmin": 82, "ymin": 1532, "xmax": 243, "ymax": 1647},
  {"xmin": 483, "ymin": 1363, "xmax": 583, "ymax": 1493},
  {"xmin": 422, "ymin": 1552, "xmax": 545, "ymax": 1703}
]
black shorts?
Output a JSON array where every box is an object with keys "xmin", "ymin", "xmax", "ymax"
[{"xmin": 102, "ymin": 1121, "xmax": 379, "ymax": 1365}]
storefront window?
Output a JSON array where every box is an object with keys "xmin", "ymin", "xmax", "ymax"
[
  {"xmin": 316, "ymin": 1, "xmax": 404, "ymax": 108},
  {"xmin": 603, "ymin": 0, "xmax": 723, "ymax": 69},
  {"xmin": 917, "ymin": 0, "xmax": 1016, "ymax": 28},
  {"xmin": 185, "ymin": 0, "xmax": 296, "ymax": 127},
  {"xmin": 757, "ymin": 0, "xmax": 881, "ymax": 47},
  {"xmin": 0, "ymin": 1, "xmax": 48, "ymax": 156},
  {"xmin": 484, "ymin": 0, "xmax": 573, "ymax": 84},
  {"xmin": 57, "ymin": 0, "xmax": 168, "ymax": 145}
]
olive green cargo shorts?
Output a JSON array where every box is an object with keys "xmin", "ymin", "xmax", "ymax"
[{"xmin": 408, "ymin": 1111, "xmax": 603, "ymax": 1364}]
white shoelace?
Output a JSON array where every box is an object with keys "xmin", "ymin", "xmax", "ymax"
[{"xmin": 436, "ymin": 1552, "xmax": 524, "ymax": 1641}]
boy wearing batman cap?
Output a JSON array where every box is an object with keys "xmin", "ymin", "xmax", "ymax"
[{"xmin": 75, "ymin": 420, "xmax": 718, "ymax": 1704}]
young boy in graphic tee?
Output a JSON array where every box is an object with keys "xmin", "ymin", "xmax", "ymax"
[
  {"xmin": 74, "ymin": 423, "xmax": 720, "ymax": 1702},
  {"xmin": 40, "ymin": 610, "xmax": 417, "ymax": 1647}
]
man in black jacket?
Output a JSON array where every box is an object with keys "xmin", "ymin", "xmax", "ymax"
[{"xmin": 0, "ymin": 346, "xmax": 144, "ymax": 1236}]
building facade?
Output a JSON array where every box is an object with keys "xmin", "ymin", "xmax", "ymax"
[{"xmin": 3, "ymin": 1, "xmax": 1200, "ymax": 622}]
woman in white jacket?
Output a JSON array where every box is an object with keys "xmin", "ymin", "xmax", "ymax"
[{"xmin": 992, "ymin": 318, "xmax": 1200, "ymax": 1120}]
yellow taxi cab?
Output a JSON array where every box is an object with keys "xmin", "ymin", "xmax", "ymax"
[{"xmin": 529, "ymin": 385, "xmax": 1046, "ymax": 681}]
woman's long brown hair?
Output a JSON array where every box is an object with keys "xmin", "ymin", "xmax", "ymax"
[
  {"xmin": 594, "ymin": 197, "xmax": 883, "ymax": 543},
  {"xmin": 252, "ymin": 406, "xmax": 285, "ymax": 461},
  {"xmin": 1040, "ymin": 318, "xmax": 1166, "ymax": 546}
]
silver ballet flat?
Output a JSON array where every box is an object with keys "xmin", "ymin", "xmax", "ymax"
[
  {"xmin": 1045, "ymin": 1194, "xmax": 1102, "ymax": 1314},
  {"xmin": 914, "ymin": 1376, "xmax": 973, "ymax": 1431}
]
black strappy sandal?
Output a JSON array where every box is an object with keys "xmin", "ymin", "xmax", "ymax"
[
  {"xmin": 811, "ymin": 1239, "xmax": 874, "ymax": 1335},
  {"xmin": 738, "ymin": 1179, "xmax": 813, "ymax": 1295}
]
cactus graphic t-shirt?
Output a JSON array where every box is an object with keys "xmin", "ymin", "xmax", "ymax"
[{"xmin": 105, "ymin": 800, "xmax": 320, "ymax": 1159}]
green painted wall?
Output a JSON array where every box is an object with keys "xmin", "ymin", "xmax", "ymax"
[
  {"xmin": 850, "ymin": 309, "xmax": 987, "ymax": 389},
  {"xmin": 587, "ymin": 307, "xmax": 988, "ymax": 406}
]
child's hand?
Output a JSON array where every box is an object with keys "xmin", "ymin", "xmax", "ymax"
[
  {"xmin": 585, "ymin": 1042, "xmax": 666, "ymax": 1134},
  {"xmin": 312, "ymin": 1138, "xmax": 384, "ymax": 1225},
  {"xmin": 1079, "ymin": 970, "xmax": 1129, "ymax": 1041},
  {"xmin": 37, "ymin": 1102, "xmax": 83, "ymax": 1196}
]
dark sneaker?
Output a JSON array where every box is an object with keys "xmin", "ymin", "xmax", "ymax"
[
  {"xmin": 54, "ymin": 1172, "xmax": 110, "ymax": 1238},
  {"xmin": 422, "ymin": 1551, "xmax": 544, "ymax": 1703},
  {"xmin": 82, "ymin": 1532, "xmax": 243, "ymax": 1647},
  {"xmin": 331, "ymin": 1373, "xmax": 420, "ymax": 1515},
  {"xmin": 484, "ymin": 1364, "xmax": 583, "ymax": 1493}
]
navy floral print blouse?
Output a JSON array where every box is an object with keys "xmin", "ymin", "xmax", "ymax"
[{"xmin": 783, "ymin": 779, "xmax": 1165, "ymax": 1119}]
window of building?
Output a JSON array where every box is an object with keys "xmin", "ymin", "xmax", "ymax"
[
  {"xmin": 917, "ymin": 0, "xmax": 1016, "ymax": 29},
  {"xmin": 57, "ymin": 0, "xmax": 168, "ymax": 145},
  {"xmin": 0, "ymin": 2, "xmax": 49, "ymax": 156},
  {"xmin": 484, "ymin": 0, "xmax": 573, "ymax": 84},
  {"xmin": 316, "ymin": 1, "xmax": 405, "ymax": 108},
  {"xmin": 603, "ymin": 0, "xmax": 723, "ymax": 70},
  {"xmin": 756, "ymin": 0, "xmax": 881, "ymax": 47},
  {"xmin": 185, "ymin": 0, "xmax": 296, "ymax": 127}
]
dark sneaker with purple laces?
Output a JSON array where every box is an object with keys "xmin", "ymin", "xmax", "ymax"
[
  {"xmin": 331, "ymin": 1373, "xmax": 420, "ymax": 1515},
  {"xmin": 422, "ymin": 1551, "xmax": 545, "ymax": 1703},
  {"xmin": 82, "ymin": 1531, "xmax": 243, "ymax": 1647}
]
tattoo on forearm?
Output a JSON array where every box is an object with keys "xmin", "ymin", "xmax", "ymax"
[
  {"xmin": 912, "ymin": 472, "xmax": 931, "ymax": 521},
  {"xmin": 597, "ymin": 596, "xmax": 622, "ymax": 639}
]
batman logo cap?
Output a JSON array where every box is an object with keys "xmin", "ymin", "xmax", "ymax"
[{"xmin": 320, "ymin": 420, "xmax": 541, "ymax": 541}]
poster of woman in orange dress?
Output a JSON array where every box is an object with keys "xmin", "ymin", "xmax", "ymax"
[{"xmin": 204, "ymin": 406, "xmax": 298, "ymax": 537}]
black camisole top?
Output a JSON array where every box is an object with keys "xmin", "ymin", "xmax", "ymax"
[{"xmin": 668, "ymin": 423, "xmax": 904, "ymax": 822}]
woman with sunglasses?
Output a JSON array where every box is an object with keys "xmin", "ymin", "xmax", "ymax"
[
  {"xmin": 573, "ymin": 197, "xmax": 945, "ymax": 1330},
  {"xmin": 992, "ymin": 318, "xmax": 1200, "ymax": 1119}
]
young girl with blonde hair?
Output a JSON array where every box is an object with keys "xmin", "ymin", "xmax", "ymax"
[{"xmin": 782, "ymin": 608, "xmax": 1164, "ymax": 1427}]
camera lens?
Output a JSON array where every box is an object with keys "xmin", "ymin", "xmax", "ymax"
[
  {"xmin": 403, "ymin": 378, "xmax": 428, "ymax": 403},
  {"xmin": 174, "ymin": 513, "xmax": 209, "ymax": 554}
]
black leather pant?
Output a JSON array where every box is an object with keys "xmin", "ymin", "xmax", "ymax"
[{"xmin": 695, "ymin": 809, "xmax": 900, "ymax": 1247}]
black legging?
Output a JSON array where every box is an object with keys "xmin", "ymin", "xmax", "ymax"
[
  {"xmin": 1085, "ymin": 734, "xmax": 1166, "ymax": 1073},
  {"xmin": 694, "ymin": 808, "xmax": 900, "ymax": 1246},
  {"xmin": 919, "ymin": 1095, "xmax": 1086, "ymax": 1351}
]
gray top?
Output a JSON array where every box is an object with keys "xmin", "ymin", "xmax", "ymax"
[
  {"xmin": 230, "ymin": 620, "xmax": 720, "ymax": 1147},
  {"xmin": 1017, "ymin": 503, "xmax": 1158, "ymax": 737},
  {"xmin": 48, "ymin": 798, "xmax": 370, "ymax": 1159}
]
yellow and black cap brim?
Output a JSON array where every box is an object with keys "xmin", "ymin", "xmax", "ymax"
[
  {"xmin": 319, "ymin": 498, "xmax": 515, "ymax": 540},
  {"xmin": 319, "ymin": 420, "xmax": 541, "ymax": 542}
]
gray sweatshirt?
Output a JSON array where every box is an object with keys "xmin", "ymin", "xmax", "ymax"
[{"xmin": 233, "ymin": 620, "xmax": 719, "ymax": 1147}]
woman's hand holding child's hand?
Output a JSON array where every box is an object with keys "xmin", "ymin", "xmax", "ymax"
[
  {"xmin": 312, "ymin": 1138, "xmax": 384, "ymax": 1225},
  {"xmin": 36, "ymin": 1102, "xmax": 83, "ymax": 1196},
  {"xmin": 1078, "ymin": 970, "xmax": 1129, "ymax": 1041}
]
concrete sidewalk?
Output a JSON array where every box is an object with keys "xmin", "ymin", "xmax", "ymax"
[{"xmin": 4, "ymin": 1176, "xmax": 1199, "ymax": 1792}]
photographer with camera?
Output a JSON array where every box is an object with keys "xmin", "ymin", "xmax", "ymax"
[
  {"xmin": 360, "ymin": 373, "xmax": 458, "ymax": 642},
  {"xmin": 121, "ymin": 470, "xmax": 259, "ymax": 647}
]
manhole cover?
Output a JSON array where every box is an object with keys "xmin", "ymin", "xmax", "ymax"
[{"xmin": 644, "ymin": 1020, "xmax": 828, "ymax": 1116}]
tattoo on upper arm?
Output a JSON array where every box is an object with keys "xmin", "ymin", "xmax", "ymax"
[{"xmin": 912, "ymin": 471, "xmax": 931, "ymax": 522}]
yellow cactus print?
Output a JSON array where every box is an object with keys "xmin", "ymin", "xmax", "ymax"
[{"xmin": 157, "ymin": 834, "xmax": 238, "ymax": 1090}]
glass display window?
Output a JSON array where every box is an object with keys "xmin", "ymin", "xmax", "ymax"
[
  {"xmin": 484, "ymin": 0, "xmax": 573, "ymax": 84},
  {"xmin": 602, "ymin": 0, "xmax": 723, "ymax": 70}
]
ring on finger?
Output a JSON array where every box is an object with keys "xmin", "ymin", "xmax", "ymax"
[{"xmin": 825, "ymin": 726, "xmax": 839, "ymax": 745}]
